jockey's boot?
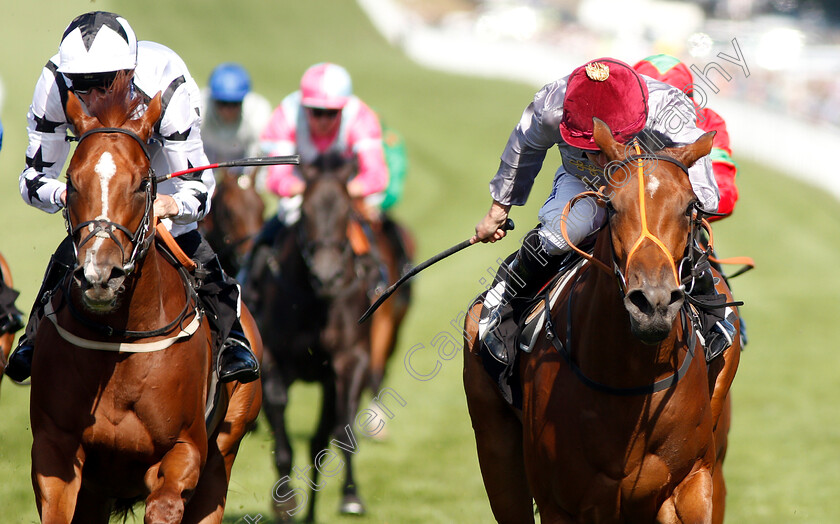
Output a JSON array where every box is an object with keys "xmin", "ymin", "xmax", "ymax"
[
  {"xmin": 690, "ymin": 267, "xmax": 737, "ymax": 362},
  {"xmin": 0, "ymin": 280, "xmax": 25, "ymax": 335},
  {"xmin": 238, "ymin": 216, "xmax": 287, "ymax": 301},
  {"xmin": 381, "ymin": 214, "xmax": 412, "ymax": 278},
  {"xmin": 481, "ymin": 229, "xmax": 562, "ymax": 364},
  {"xmin": 0, "ymin": 311, "xmax": 24, "ymax": 336},
  {"xmin": 5, "ymin": 248, "xmax": 73, "ymax": 383},
  {"xmin": 218, "ymin": 319, "xmax": 260, "ymax": 383}
]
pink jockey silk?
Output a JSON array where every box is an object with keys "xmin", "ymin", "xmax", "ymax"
[{"xmin": 262, "ymin": 93, "xmax": 388, "ymax": 198}]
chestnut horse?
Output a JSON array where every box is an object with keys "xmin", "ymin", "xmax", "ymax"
[
  {"xmin": 29, "ymin": 76, "xmax": 262, "ymax": 523},
  {"xmin": 200, "ymin": 167, "xmax": 265, "ymax": 276},
  {"xmin": 0, "ymin": 252, "xmax": 19, "ymax": 385},
  {"xmin": 366, "ymin": 213, "xmax": 414, "ymax": 397},
  {"xmin": 464, "ymin": 119, "xmax": 741, "ymax": 523},
  {"xmin": 247, "ymin": 154, "xmax": 385, "ymax": 522}
]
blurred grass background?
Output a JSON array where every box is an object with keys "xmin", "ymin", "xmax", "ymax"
[{"xmin": 1, "ymin": 1, "xmax": 839, "ymax": 522}]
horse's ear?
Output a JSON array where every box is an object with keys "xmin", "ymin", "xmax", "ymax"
[
  {"xmin": 300, "ymin": 163, "xmax": 319, "ymax": 184},
  {"xmin": 336, "ymin": 159, "xmax": 357, "ymax": 185},
  {"xmin": 672, "ymin": 130, "xmax": 716, "ymax": 168},
  {"xmin": 592, "ymin": 118, "xmax": 623, "ymax": 160},
  {"xmin": 137, "ymin": 92, "xmax": 162, "ymax": 140},
  {"xmin": 66, "ymin": 93, "xmax": 99, "ymax": 135}
]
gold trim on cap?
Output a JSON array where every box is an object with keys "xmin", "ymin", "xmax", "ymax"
[{"xmin": 585, "ymin": 62, "xmax": 610, "ymax": 81}]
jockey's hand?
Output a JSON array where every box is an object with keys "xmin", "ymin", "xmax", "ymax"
[
  {"xmin": 347, "ymin": 179, "xmax": 366, "ymax": 198},
  {"xmin": 286, "ymin": 179, "xmax": 306, "ymax": 197},
  {"xmin": 60, "ymin": 189, "xmax": 67, "ymax": 206},
  {"xmin": 472, "ymin": 200, "xmax": 511, "ymax": 244},
  {"xmin": 153, "ymin": 194, "xmax": 180, "ymax": 219}
]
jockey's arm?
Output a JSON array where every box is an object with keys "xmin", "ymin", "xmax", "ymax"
[
  {"xmin": 261, "ymin": 104, "xmax": 302, "ymax": 197},
  {"xmin": 346, "ymin": 103, "xmax": 388, "ymax": 199},
  {"xmin": 155, "ymin": 81, "xmax": 215, "ymax": 226},
  {"xmin": 20, "ymin": 61, "xmax": 73, "ymax": 214},
  {"xmin": 646, "ymin": 80, "xmax": 719, "ymax": 213},
  {"xmin": 698, "ymin": 107, "xmax": 738, "ymax": 220},
  {"xmin": 476, "ymin": 81, "xmax": 563, "ymax": 243}
]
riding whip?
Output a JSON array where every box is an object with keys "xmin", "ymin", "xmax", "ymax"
[
  {"xmin": 358, "ymin": 218, "xmax": 514, "ymax": 324},
  {"xmin": 155, "ymin": 155, "xmax": 301, "ymax": 183}
]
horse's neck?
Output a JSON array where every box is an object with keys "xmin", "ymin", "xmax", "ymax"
[
  {"xmin": 570, "ymin": 234, "xmax": 681, "ymax": 373},
  {"xmin": 116, "ymin": 247, "xmax": 182, "ymax": 329}
]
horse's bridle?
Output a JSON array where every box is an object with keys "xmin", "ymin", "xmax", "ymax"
[
  {"xmin": 59, "ymin": 126, "xmax": 200, "ymax": 341},
  {"xmin": 560, "ymin": 141, "xmax": 705, "ymax": 297},
  {"xmin": 64, "ymin": 127, "xmax": 157, "ymax": 275},
  {"xmin": 547, "ymin": 141, "xmax": 714, "ymax": 394}
]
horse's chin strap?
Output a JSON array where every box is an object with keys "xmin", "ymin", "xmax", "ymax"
[{"xmin": 560, "ymin": 142, "xmax": 701, "ymax": 295}]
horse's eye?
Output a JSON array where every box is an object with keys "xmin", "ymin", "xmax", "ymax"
[{"xmin": 138, "ymin": 179, "xmax": 148, "ymax": 192}]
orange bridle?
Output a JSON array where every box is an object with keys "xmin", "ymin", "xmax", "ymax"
[{"xmin": 560, "ymin": 141, "xmax": 691, "ymax": 288}]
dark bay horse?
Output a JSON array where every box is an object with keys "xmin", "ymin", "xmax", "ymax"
[
  {"xmin": 200, "ymin": 167, "xmax": 265, "ymax": 275},
  {"xmin": 247, "ymin": 154, "xmax": 383, "ymax": 522},
  {"xmin": 464, "ymin": 119, "xmax": 741, "ymax": 523},
  {"xmin": 30, "ymin": 76, "xmax": 262, "ymax": 523}
]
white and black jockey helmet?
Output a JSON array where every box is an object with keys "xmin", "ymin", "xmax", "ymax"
[{"xmin": 58, "ymin": 11, "xmax": 138, "ymax": 92}]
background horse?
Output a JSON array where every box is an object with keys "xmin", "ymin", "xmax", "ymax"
[
  {"xmin": 0, "ymin": 251, "xmax": 18, "ymax": 387},
  {"xmin": 365, "ymin": 210, "xmax": 415, "ymax": 417},
  {"xmin": 29, "ymin": 76, "xmax": 261, "ymax": 523},
  {"xmin": 463, "ymin": 120, "xmax": 741, "ymax": 523},
  {"xmin": 200, "ymin": 166, "xmax": 265, "ymax": 276},
  {"xmin": 246, "ymin": 154, "xmax": 384, "ymax": 522}
]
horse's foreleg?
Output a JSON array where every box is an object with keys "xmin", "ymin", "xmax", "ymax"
[
  {"xmin": 462, "ymin": 302, "xmax": 535, "ymax": 524},
  {"xmin": 332, "ymin": 346, "xmax": 369, "ymax": 517},
  {"xmin": 31, "ymin": 430, "xmax": 84, "ymax": 524},
  {"xmin": 180, "ymin": 439, "xmax": 227, "ymax": 524},
  {"xmin": 711, "ymin": 394, "xmax": 731, "ymax": 524},
  {"xmin": 656, "ymin": 468, "xmax": 714, "ymax": 524},
  {"xmin": 368, "ymin": 302, "xmax": 396, "ymax": 393},
  {"xmin": 72, "ymin": 485, "xmax": 114, "ymax": 524},
  {"xmin": 144, "ymin": 440, "xmax": 204, "ymax": 524}
]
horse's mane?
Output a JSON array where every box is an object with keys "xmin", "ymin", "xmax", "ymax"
[
  {"xmin": 311, "ymin": 152, "xmax": 351, "ymax": 172},
  {"xmin": 633, "ymin": 128, "xmax": 680, "ymax": 153},
  {"xmin": 85, "ymin": 71, "xmax": 143, "ymax": 127}
]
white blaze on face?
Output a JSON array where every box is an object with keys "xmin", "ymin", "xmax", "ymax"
[
  {"xmin": 646, "ymin": 174, "xmax": 660, "ymax": 198},
  {"xmin": 83, "ymin": 152, "xmax": 117, "ymax": 283}
]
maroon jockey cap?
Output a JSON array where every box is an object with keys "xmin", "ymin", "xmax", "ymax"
[
  {"xmin": 633, "ymin": 54, "xmax": 694, "ymax": 97},
  {"xmin": 560, "ymin": 58, "xmax": 649, "ymax": 151}
]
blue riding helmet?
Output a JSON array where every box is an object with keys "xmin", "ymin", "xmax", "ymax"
[{"xmin": 209, "ymin": 63, "xmax": 251, "ymax": 103}]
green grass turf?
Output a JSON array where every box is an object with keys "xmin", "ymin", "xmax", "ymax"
[{"xmin": 1, "ymin": 1, "xmax": 839, "ymax": 522}]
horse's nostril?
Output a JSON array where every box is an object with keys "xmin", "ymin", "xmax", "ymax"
[
  {"xmin": 109, "ymin": 266, "xmax": 126, "ymax": 282},
  {"xmin": 669, "ymin": 289, "xmax": 684, "ymax": 306},
  {"xmin": 627, "ymin": 289, "xmax": 653, "ymax": 316}
]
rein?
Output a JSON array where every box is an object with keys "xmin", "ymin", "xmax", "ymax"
[
  {"xmin": 560, "ymin": 141, "xmax": 693, "ymax": 292},
  {"xmin": 547, "ymin": 141, "xmax": 708, "ymax": 394},
  {"xmin": 544, "ymin": 267, "xmax": 698, "ymax": 396},
  {"xmin": 57, "ymin": 126, "xmax": 203, "ymax": 348}
]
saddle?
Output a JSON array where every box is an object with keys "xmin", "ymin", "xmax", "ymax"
[
  {"xmin": 476, "ymin": 257, "xmax": 586, "ymax": 408},
  {"xmin": 155, "ymin": 223, "xmax": 226, "ymax": 430}
]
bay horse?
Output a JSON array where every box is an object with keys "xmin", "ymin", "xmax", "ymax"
[
  {"xmin": 463, "ymin": 119, "xmax": 741, "ymax": 523},
  {"xmin": 200, "ymin": 166, "xmax": 265, "ymax": 276},
  {"xmin": 247, "ymin": 154, "xmax": 383, "ymax": 522},
  {"xmin": 29, "ymin": 75, "xmax": 262, "ymax": 523}
]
